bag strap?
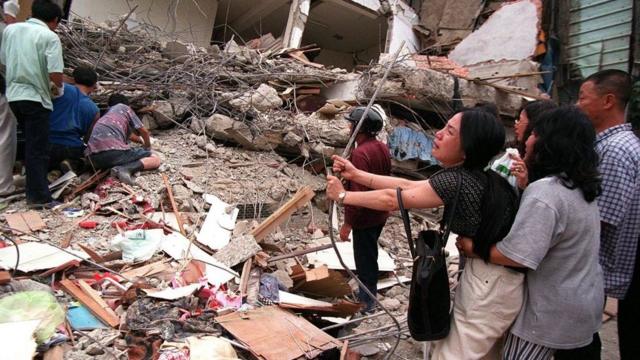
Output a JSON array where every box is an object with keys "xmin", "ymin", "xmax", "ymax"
[
  {"xmin": 397, "ymin": 187, "xmax": 416, "ymax": 258},
  {"xmin": 397, "ymin": 170, "xmax": 464, "ymax": 253}
]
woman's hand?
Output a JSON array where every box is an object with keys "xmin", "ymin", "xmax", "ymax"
[
  {"xmin": 332, "ymin": 155, "xmax": 358, "ymax": 180},
  {"xmin": 455, "ymin": 236, "xmax": 477, "ymax": 258},
  {"xmin": 339, "ymin": 223, "xmax": 352, "ymax": 241},
  {"xmin": 509, "ymin": 153, "xmax": 528, "ymax": 190},
  {"xmin": 326, "ymin": 175, "xmax": 346, "ymax": 201}
]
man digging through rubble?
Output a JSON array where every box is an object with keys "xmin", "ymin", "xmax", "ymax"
[
  {"xmin": 338, "ymin": 105, "xmax": 391, "ymax": 314},
  {"xmin": 85, "ymin": 94, "xmax": 160, "ymax": 185},
  {"xmin": 48, "ymin": 66, "xmax": 100, "ymax": 174}
]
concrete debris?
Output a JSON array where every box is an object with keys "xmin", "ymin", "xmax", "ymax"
[
  {"xmin": 0, "ymin": 3, "xmax": 560, "ymax": 358},
  {"xmin": 449, "ymin": 0, "xmax": 541, "ymax": 66}
]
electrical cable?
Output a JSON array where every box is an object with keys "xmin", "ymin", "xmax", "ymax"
[{"xmin": 327, "ymin": 42, "xmax": 406, "ymax": 360}]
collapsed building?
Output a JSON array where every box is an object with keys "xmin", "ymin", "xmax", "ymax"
[{"xmin": 0, "ymin": 0, "xmax": 638, "ymax": 359}]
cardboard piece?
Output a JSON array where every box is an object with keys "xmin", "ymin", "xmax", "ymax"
[
  {"xmin": 217, "ymin": 306, "xmax": 341, "ymax": 360},
  {"xmin": 197, "ymin": 194, "xmax": 239, "ymax": 250},
  {"xmin": 0, "ymin": 242, "xmax": 89, "ymax": 273},
  {"xmin": 145, "ymin": 284, "xmax": 202, "ymax": 300},
  {"xmin": 306, "ymin": 241, "xmax": 395, "ymax": 272},
  {"xmin": 291, "ymin": 265, "xmax": 351, "ymax": 298},
  {"xmin": 4, "ymin": 211, "xmax": 46, "ymax": 235}
]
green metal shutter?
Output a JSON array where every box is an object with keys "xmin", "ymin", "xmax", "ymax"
[{"xmin": 567, "ymin": 0, "xmax": 633, "ymax": 79}]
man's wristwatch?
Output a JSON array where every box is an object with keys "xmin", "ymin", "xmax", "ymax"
[{"xmin": 337, "ymin": 191, "xmax": 347, "ymax": 205}]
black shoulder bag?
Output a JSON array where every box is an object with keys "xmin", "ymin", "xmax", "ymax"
[{"xmin": 397, "ymin": 172, "xmax": 462, "ymax": 341}]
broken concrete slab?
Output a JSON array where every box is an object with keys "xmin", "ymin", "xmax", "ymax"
[
  {"xmin": 229, "ymin": 84, "xmax": 283, "ymax": 112},
  {"xmin": 466, "ymin": 60, "xmax": 543, "ymax": 95},
  {"xmin": 449, "ymin": 0, "xmax": 541, "ymax": 66},
  {"xmin": 212, "ymin": 234, "xmax": 261, "ymax": 267}
]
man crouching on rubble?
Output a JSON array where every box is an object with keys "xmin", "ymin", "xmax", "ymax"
[
  {"xmin": 85, "ymin": 94, "xmax": 160, "ymax": 185},
  {"xmin": 338, "ymin": 105, "xmax": 391, "ymax": 313}
]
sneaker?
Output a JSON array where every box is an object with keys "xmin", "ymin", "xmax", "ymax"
[
  {"xmin": 59, "ymin": 159, "xmax": 73, "ymax": 174},
  {"xmin": 27, "ymin": 200, "xmax": 63, "ymax": 210}
]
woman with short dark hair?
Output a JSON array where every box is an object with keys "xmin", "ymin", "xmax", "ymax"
[
  {"xmin": 459, "ymin": 106, "xmax": 604, "ymax": 359},
  {"xmin": 327, "ymin": 109, "xmax": 522, "ymax": 359}
]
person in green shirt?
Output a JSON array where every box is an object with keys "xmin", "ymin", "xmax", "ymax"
[{"xmin": 0, "ymin": 0, "xmax": 64, "ymax": 208}]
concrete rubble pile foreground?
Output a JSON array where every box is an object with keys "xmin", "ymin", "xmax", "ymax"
[{"xmin": 0, "ymin": 1, "xmax": 554, "ymax": 357}]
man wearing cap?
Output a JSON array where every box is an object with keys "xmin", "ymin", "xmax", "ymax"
[{"xmin": 338, "ymin": 104, "xmax": 391, "ymax": 313}]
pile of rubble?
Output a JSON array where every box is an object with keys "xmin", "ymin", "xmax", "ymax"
[
  {"xmin": 0, "ymin": 112, "xmax": 448, "ymax": 359},
  {"xmin": 0, "ymin": 9, "xmax": 522, "ymax": 359}
]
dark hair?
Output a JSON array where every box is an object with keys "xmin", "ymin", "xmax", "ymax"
[
  {"xmin": 460, "ymin": 109, "xmax": 505, "ymax": 170},
  {"xmin": 528, "ymin": 106, "xmax": 601, "ymax": 202},
  {"xmin": 458, "ymin": 109, "xmax": 519, "ymax": 261},
  {"xmin": 518, "ymin": 100, "xmax": 558, "ymax": 156},
  {"xmin": 473, "ymin": 102, "xmax": 500, "ymax": 121},
  {"xmin": 108, "ymin": 93, "xmax": 129, "ymax": 107},
  {"xmin": 72, "ymin": 67, "xmax": 98, "ymax": 87},
  {"xmin": 584, "ymin": 69, "xmax": 632, "ymax": 109},
  {"xmin": 31, "ymin": 0, "xmax": 62, "ymax": 23}
]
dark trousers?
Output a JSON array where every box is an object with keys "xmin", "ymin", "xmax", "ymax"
[
  {"xmin": 554, "ymin": 333, "xmax": 601, "ymax": 360},
  {"xmin": 353, "ymin": 224, "xmax": 385, "ymax": 311},
  {"xmin": 618, "ymin": 240, "xmax": 640, "ymax": 359},
  {"xmin": 48, "ymin": 143, "xmax": 84, "ymax": 172},
  {"xmin": 10, "ymin": 101, "xmax": 52, "ymax": 204}
]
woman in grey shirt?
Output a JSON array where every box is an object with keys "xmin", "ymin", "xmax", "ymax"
[{"xmin": 459, "ymin": 106, "xmax": 604, "ymax": 359}]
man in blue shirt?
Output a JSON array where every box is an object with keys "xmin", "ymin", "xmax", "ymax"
[
  {"xmin": 49, "ymin": 66, "xmax": 99, "ymax": 173},
  {"xmin": 0, "ymin": 0, "xmax": 64, "ymax": 208},
  {"xmin": 577, "ymin": 70, "xmax": 640, "ymax": 360}
]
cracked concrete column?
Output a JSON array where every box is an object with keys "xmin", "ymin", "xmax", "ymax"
[{"xmin": 282, "ymin": 0, "xmax": 310, "ymax": 49}]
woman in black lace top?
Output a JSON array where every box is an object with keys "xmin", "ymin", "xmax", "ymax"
[{"xmin": 327, "ymin": 109, "xmax": 521, "ymax": 359}]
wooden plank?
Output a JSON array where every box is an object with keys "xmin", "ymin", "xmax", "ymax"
[
  {"xmin": 77, "ymin": 280, "xmax": 119, "ymax": 322},
  {"xmin": 217, "ymin": 306, "xmax": 340, "ymax": 360},
  {"xmin": 250, "ymin": 187, "xmax": 315, "ymax": 242},
  {"xmin": 65, "ymin": 170, "xmax": 108, "ymax": 201},
  {"xmin": 59, "ymin": 279, "xmax": 120, "ymax": 328},
  {"xmin": 43, "ymin": 345, "xmax": 64, "ymax": 360},
  {"xmin": 121, "ymin": 260, "xmax": 172, "ymax": 279},
  {"xmin": 78, "ymin": 244, "xmax": 104, "ymax": 263},
  {"xmin": 162, "ymin": 174, "xmax": 186, "ymax": 236},
  {"xmin": 4, "ymin": 211, "xmax": 46, "ymax": 235}
]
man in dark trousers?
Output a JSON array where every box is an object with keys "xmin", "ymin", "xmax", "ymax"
[
  {"xmin": 576, "ymin": 69, "xmax": 640, "ymax": 360},
  {"xmin": 0, "ymin": 0, "xmax": 64, "ymax": 208},
  {"xmin": 338, "ymin": 104, "xmax": 391, "ymax": 313}
]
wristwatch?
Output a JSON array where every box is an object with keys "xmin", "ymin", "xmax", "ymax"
[{"xmin": 337, "ymin": 191, "xmax": 347, "ymax": 205}]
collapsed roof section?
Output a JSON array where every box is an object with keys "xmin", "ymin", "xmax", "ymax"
[{"xmin": 213, "ymin": 0, "xmax": 420, "ymax": 70}]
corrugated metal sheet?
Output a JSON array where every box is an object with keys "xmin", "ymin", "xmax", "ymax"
[{"xmin": 567, "ymin": 0, "xmax": 633, "ymax": 79}]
